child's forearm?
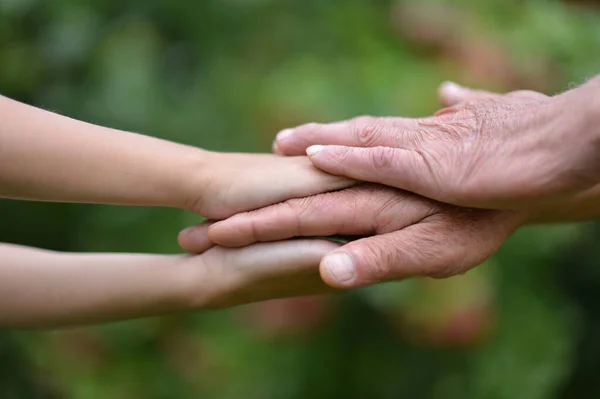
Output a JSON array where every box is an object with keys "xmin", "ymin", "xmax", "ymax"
[
  {"xmin": 0, "ymin": 95, "xmax": 206, "ymax": 208},
  {"xmin": 0, "ymin": 243, "xmax": 198, "ymax": 328}
]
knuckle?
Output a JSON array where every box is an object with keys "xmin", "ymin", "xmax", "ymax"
[
  {"xmin": 330, "ymin": 145, "xmax": 353, "ymax": 164},
  {"xmin": 237, "ymin": 208, "xmax": 265, "ymax": 241},
  {"xmin": 428, "ymin": 113, "xmax": 477, "ymax": 141},
  {"xmin": 370, "ymin": 146, "xmax": 396, "ymax": 173},
  {"xmin": 411, "ymin": 147, "xmax": 448, "ymax": 192},
  {"xmin": 356, "ymin": 242, "xmax": 394, "ymax": 284},
  {"xmin": 351, "ymin": 115, "xmax": 378, "ymax": 127},
  {"xmin": 433, "ymin": 122, "xmax": 470, "ymax": 141},
  {"xmin": 287, "ymin": 193, "xmax": 342, "ymax": 235},
  {"xmin": 405, "ymin": 224, "xmax": 469, "ymax": 279},
  {"xmin": 424, "ymin": 210, "xmax": 491, "ymax": 278},
  {"xmin": 352, "ymin": 116, "xmax": 383, "ymax": 146},
  {"xmin": 372, "ymin": 194, "xmax": 406, "ymax": 233},
  {"xmin": 458, "ymin": 105, "xmax": 483, "ymax": 136},
  {"xmin": 285, "ymin": 195, "xmax": 314, "ymax": 218},
  {"xmin": 428, "ymin": 244, "xmax": 470, "ymax": 278},
  {"xmin": 280, "ymin": 198, "xmax": 312, "ymax": 237}
]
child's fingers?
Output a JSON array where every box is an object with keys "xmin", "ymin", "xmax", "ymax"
[
  {"xmin": 234, "ymin": 156, "xmax": 358, "ymax": 216},
  {"xmin": 178, "ymin": 220, "xmax": 215, "ymax": 254},
  {"xmin": 194, "ymin": 239, "xmax": 342, "ymax": 309}
]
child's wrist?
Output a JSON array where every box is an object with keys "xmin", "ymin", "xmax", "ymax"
[
  {"xmin": 163, "ymin": 147, "xmax": 217, "ymax": 212},
  {"xmin": 176, "ymin": 254, "xmax": 230, "ymax": 311}
]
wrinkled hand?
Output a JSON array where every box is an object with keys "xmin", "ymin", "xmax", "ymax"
[
  {"xmin": 272, "ymin": 80, "xmax": 600, "ymax": 210},
  {"xmin": 180, "ymin": 185, "xmax": 525, "ymax": 288}
]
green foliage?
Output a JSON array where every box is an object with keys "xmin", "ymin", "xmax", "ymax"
[{"xmin": 2, "ymin": 0, "xmax": 600, "ymax": 398}]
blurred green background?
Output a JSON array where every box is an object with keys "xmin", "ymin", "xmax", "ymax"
[{"xmin": 2, "ymin": 0, "xmax": 600, "ymax": 398}]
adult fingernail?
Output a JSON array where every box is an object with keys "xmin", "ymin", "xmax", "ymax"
[
  {"xmin": 440, "ymin": 81, "xmax": 465, "ymax": 99},
  {"xmin": 306, "ymin": 145, "xmax": 324, "ymax": 157},
  {"xmin": 441, "ymin": 81, "xmax": 462, "ymax": 91},
  {"xmin": 276, "ymin": 128, "xmax": 294, "ymax": 142},
  {"xmin": 323, "ymin": 252, "xmax": 356, "ymax": 286}
]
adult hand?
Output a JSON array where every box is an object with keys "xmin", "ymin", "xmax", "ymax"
[
  {"xmin": 180, "ymin": 185, "xmax": 525, "ymax": 289},
  {"xmin": 272, "ymin": 78, "xmax": 600, "ymax": 210}
]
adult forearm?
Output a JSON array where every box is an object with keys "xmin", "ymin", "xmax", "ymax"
[
  {"xmin": 527, "ymin": 75, "xmax": 600, "ymax": 224},
  {"xmin": 527, "ymin": 183, "xmax": 600, "ymax": 224},
  {"xmin": 0, "ymin": 243, "xmax": 197, "ymax": 328},
  {"xmin": 0, "ymin": 95, "xmax": 205, "ymax": 209}
]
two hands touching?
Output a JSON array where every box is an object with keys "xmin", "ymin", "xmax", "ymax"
[
  {"xmin": 3, "ymin": 74, "xmax": 600, "ymax": 327},
  {"xmin": 183, "ymin": 76, "xmax": 600, "ymax": 291}
]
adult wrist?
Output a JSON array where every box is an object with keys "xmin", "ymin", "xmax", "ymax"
[{"xmin": 554, "ymin": 76, "xmax": 600, "ymax": 154}]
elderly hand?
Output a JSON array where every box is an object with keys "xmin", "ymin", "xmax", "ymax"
[
  {"xmin": 272, "ymin": 77, "xmax": 600, "ymax": 210},
  {"xmin": 179, "ymin": 185, "xmax": 525, "ymax": 288}
]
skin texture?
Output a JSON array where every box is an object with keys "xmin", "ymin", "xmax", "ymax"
[
  {"xmin": 182, "ymin": 79, "xmax": 600, "ymax": 289},
  {"xmin": 0, "ymin": 239, "xmax": 340, "ymax": 328},
  {"xmin": 272, "ymin": 76, "xmax": 600, "ymax": 211},
  {"xmin": 0, "ymin": 95, "xmax": 354, "ymax": 327},
  {"xmin": 179, "ymin": 185, "xmax": 526, "ymax": 288},
  {"xmin": 195, "ymin": 153, "xmax": 354, "ymax": 219},
  {"xmin": 437, "ymin": 82, "xmax": 600, "ymax": 223},
  {"xmin": 0, "ymin": 95, "xmax": 354, "ymax": 219}
]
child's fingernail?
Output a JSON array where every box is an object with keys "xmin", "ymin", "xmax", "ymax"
[
  {"xmin": 272, "ymin": 140, "xmax": 281, "ymax": 154},
  {"xmin": 306, "ymin": 145, "xmax": 324, "ymax": 157},
  {"xmin": 323, "ymin": 252, "xmax": 356, "ymax": 286},
  {"xmin": 276, "ymin": 128, "xmax": 294, "ymax": 141}
]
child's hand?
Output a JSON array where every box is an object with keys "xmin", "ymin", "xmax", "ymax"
[
  {"xmin": 0, "ymin": 237, "xmax": 341, "ymax": 327},
  {"xmin": 183, "ymin": 238, "xmax": 341, "ymax": 310},
  {"xmin": 188, "ymin": 153, "xmax": 355, "ymax": 219},
  {"xmin": 0, "ymin": 96, "xmax": 353, "ymax": 214}
]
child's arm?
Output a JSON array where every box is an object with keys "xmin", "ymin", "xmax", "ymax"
[
  {"xmin": 0, "ymin": 95, "xmax": 354, "ymax": 217},
  {"xmin": 0, "ymin": 238, "xmax": 340, "ymax": 328}
]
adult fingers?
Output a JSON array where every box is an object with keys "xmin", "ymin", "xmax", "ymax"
[
  {"xmin": 178, "ymin": 220, "xmax": 215, "ymax": 254},
  {"xmin": 208, "ymin": 184, "xmax": 437, "ymax": 247},
  {"xmin": 273, "ymin": 116, "xmax": 425, "ymax": 156},
  {"xmin": 304, "ymin": 145, "xmax": 450, "ymax": 204},
  {"xmin": 319, "ymin": 209, "xmax": 524, "ymax": 289}
]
